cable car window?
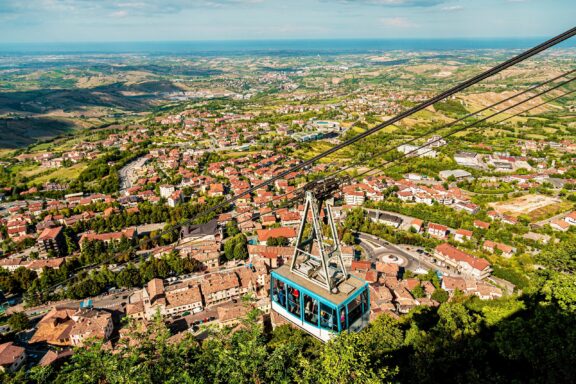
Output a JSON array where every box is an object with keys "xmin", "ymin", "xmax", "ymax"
[
  {"xmin": 339, "ymin": 307, "xmax": 347, "ymax": 331},
  {"xmin": 361, "ymin": 289, "xmax": 369, "ymax": 314},
  {"xmin": 272, "ymin": 279, "xmax": 287, "ymax": 309},
  {"xmin": 303, "ymin": 294, "xmax": 319, "ymax": 325},
  {"xmin": 320, "ymin": 303, "xmax": 337, "ymax": 332},
  {"xmin": 287, "ymin": 286, "xmax": 301, "ymax": 318},
  {"xmin": 347, "ymin": 294, "xmax": 363, "ymax": 326}
]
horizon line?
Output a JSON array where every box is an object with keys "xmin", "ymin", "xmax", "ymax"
[{"xmin": 0, "ymin": 36, "xmax": 562, "ymax": 45}]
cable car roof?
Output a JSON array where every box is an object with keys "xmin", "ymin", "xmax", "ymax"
[{"xmin": 272, "ymin": 264, "xmax": 367, "ymax": 307}]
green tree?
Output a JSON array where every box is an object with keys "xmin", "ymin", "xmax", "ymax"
[
  {"xmin": 411, "ymin": 285, "xmax": 425, "ymax": 299},
  {"xmin": 431, "ymin": 288, "xmax": 449, "ymax": 303},
  {"xmin": 267, "ymin": 236, "xmax": 288, "ymax": 247},
  {"xmin": 116, "ymin": 264, "xmax": 141, "ymax": 288},
  {"xmin": 8, "ymin": 311, "xmax": 30, "ymax": 332},
  {"xmin": 342, "ymin": 232, "xmax": 355, "ymax": 245}
]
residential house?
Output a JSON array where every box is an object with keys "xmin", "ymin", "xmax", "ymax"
[
  {"xmin": 483, "ymin": 240, "xmax": 516, "ymax": 258},
  {"xmin": 434, "ymin": 243, "xmax": 492, "ymax": 280},
  {"xmin": 368, "ymin": 211, "xmax": 403, "ymax": 228},
  {"xmin": 201, "ymin": 272, "xmax": 241, "ymax": 306},
  {"xmin": 410, "ymin": 219, "xmax": 423, "ymax": 233},
  {"xmin": 159, "ymin": 185, "xmax": 176, "ymax": 199},
  {"xmin": 428, "ymin": 223, "xmax": 449, "ymax": 239},
  {"xmin": 132, "ymin": 278, "xmax": 204, "ymax": 320},
  {"xmin": 256, "ymin": 227, "xmax": 297, "ymax": 245},
  {"xmin": 69, "ymin": 309, "xmax": 114, "ymax": 347},
  {"xmin": 564, "ymin": 211, "xmax": 576, "ymax": 226},
  {"xmin": 0, "ymin": 342, "xmax": 26, "ymax": 372},
  {"xmin": 551, "ymin": 219, "xmax": 570, "ymax": 232},
  {"xmin": 168, "ymin": 190, "xmax": 183, "ymax": 208},
  {"xmin": 473, "ymin": 220, "xmax": 490, "ymax": 230},
  {"xmin": 30, "ymin": 307, "xmax": 112, "ymax": 347},
  {"xmin": 248, "ymin": 245, "xmax": 293, "ymax": 268},
  {"xmin": 79, "ymin": 228, "xmax": 136, "ymax": 249},
  {"xmin": 37, "ymin": 226, "xmax": 66, "ymax": 256},
  {"xmin": 454, "ymin": 229, "xmax": 473, "ymax": 243}
]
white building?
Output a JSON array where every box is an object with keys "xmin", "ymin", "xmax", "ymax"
[
  {"xmin": 160, "ymin": 185, "xmax": 176, "ymax": 199},
  {"xmin": 454, "ymin": 152, "xmax": 481, "ymax": 168},
  {"xmin": 398, "ymin": 144, "xmax": 437, "ymax": 158}
]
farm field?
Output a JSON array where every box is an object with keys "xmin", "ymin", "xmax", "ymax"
[{"xmin": 489, "ymin": 194, "xmax": 573, "ymax": 221}]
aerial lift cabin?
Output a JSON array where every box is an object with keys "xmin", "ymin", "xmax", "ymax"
[{"xmin": 270, "ymin": 179, "xmax": 369, "ymax": 342}]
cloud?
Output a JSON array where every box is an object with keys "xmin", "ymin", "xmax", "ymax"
[
  {"xmin": 110, "ymin": 10, "xmax": 130, "ymax": 18},
  {"xmin": 325, "ymin": 0, "xmax": 447, "ymax": 7},
  {"xmin": 0, "ymin": 0, "xmax": 265, "ymax": 17},
  {"xmin": 380, "ymin": 16, "xmax": 416, "ymax": 27},
  {"xmin": 441, "ymin": 4, "xmax": 463, "ymax": 11}
]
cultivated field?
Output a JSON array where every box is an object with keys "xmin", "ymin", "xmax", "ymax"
[{"xmin": 490, "ymin": 194, "xmax": 572, "ymax": 221}]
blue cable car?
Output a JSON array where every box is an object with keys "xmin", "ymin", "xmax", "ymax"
[
  {"xmin": 271, "ymin": 266, "xmax": 369, "ymax": 342},
  {"xmin": 270, "ymin": 187, "xmax": 370, "ymax": 342}
]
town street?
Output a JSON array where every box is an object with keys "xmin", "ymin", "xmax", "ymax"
[
  {"xmin": 357, "ymin": 232, "xmax": 440, "ymax": 274},
  {"xmin": 119, "ymin": 156, "xmax": 148, "ymax": 192}
]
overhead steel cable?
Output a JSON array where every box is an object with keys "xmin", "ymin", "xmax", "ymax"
[
  {"xmin": 157, "ymin": 76, "xmax": 576, "ymax": 244},
  {"xmin": 353, "ymin": 82, "xmax": 576, "ymax": 180},
  {"xmin": 36, "ymin": 30, "xmax": 576, "ymax": 297},
  {"xmin": 496, "ymin": 89, "xmax": 576, "ymax": 125},
  {"xmin": 179, "ymin": 68, "xmax": 576, "ymax": 232},
  {"xmin": 151, "ymin": 27, "xmax": 576, "ymax": 227},
  {"xmin": 296, "ymin": 70, "xmax": 576, "ymax": 181},
  {"xmin": 225, "ymin": 82, "xmax": 576, "ymax": 235},
  {"xmin": 39, "ymin": 79, "xmax": 575, "ymax": 298}
]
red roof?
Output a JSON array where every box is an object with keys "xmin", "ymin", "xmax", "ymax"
[
  {"xmin": 0, "ymin": 342, "xmax": 25, "ymax": 366},
  {"xmin": 474, "ymin": 220, "xmax": 490, "ymax": 229},
  {"xmin": 351, "ymin": 260, "xmax": 372, "ymax": 272},
  {"xmin": 256, "ymin": 227, "xmax": 297, "ymax": 242},
  {"xmin": 429, "ymin": 223, "xmax": 448, "ymax": 231},
  {"xmin": 436, "ymin": 243, "xmax": 490, "ymax": 271},
  {"xmin": 38, "ymin": 226, "xmax": 63, "ymax": 241}
]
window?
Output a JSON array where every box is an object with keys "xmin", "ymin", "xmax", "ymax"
[
  {"xmin": 347, "ymin": 294, "xmax": 363, "ymax": 327},
  {"xmin": 286, "ymin": 286, "xmax": 301, "ymax": 318},
  {"xmin": 361, "ymin": 289, "xmax": 369, "ymax": 314},
  {"xmin": 303, "ymin": 294, "xmax": 319, "ymax": 326},
  {"xmin": 271, "ymin": 278, "xmax": 287, "ymax": 309},
  {"xmin": 320, "ymin": 303, "xmax": 338, "ymax": 332}
]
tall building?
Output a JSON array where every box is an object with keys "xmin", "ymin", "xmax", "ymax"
[{"xmin": 37, "ymin": 226, "xmax": 66, "ymax": 256}]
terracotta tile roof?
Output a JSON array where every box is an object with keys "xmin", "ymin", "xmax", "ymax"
[
  {"xmin": 256, "ymin": 227, "xmax": 297, "ymax": 242},
  {"xmin": 69, "ymin": 310, "xmax": 112, "ymax": 341},
  {"xmin": 30, "ymin": 308, "xmax": 77, "ymax": 345},
  {"xmin": 248, "ymin": 245, "xmax": 294, "ymax": 258},
  {"xmin": 455, "ymin": 229, "xmax": 473, "ymax": 237},
  {"xmin": 474, "ymin": 220, "xmax": 490, "ymax": 229},
  {"xmin": 351, "ymin": 260, "xmax": 372, "ymax": 272},
  {"xmin": 0, "ymin": 342, "xmax": 25, "ymax": 367},
  {"xmin": 26, "ymin": 258, "xmax": 65, "ymax": 270},
  {"xmin": 201, "ymin": 272, "xmax": 240, "ymax": 295},
  {"xmin": 428, "ymin": 223, "xmax": 448, "ymax": 232},
  {"xmin": 38, "ymin": 226, "xmax": 63, "ymax": 241},
  {"xmin": 39, "ymin": 349, "xmax": 72, "ymax": 367},
  {"xmin": 217, "ymin": 303, "xmax": 250, "ymax": 323},
  {"xmin": 436, "ymin": 243, "xmax": 490, "ymax": 271}
]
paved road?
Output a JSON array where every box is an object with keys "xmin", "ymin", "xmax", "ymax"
[
  {"xmin": 119, "ymin": 156, "xmax": 148, "ymax": 192},
  {"xmin": 357, "ymin": 232, "xmax": 439, "ymax": 274},
  {"xmin": 8, "ymin": 289, "xmax": 136, "ymax": 317}
]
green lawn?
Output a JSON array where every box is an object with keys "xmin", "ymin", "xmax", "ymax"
[{"xmin": 30, "ymin": 163, "xmax": 87, "ymax": 184}]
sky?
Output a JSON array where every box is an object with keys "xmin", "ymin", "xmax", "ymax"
[{"xmin": 0, "ymin": 0, "xmax": 574, "ymax": 43}]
